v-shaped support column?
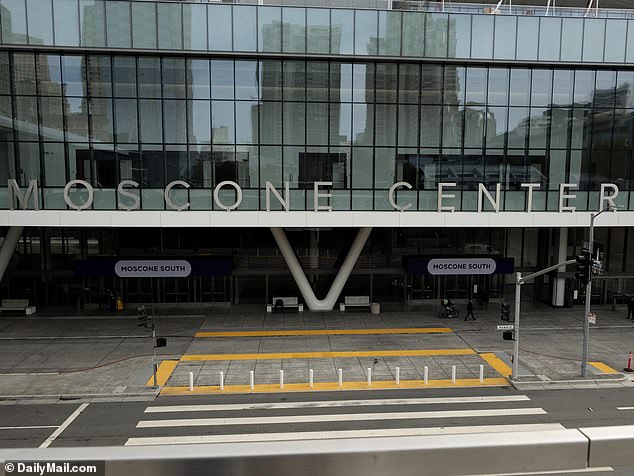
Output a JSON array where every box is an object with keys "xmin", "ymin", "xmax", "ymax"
[
  {"xmin": 0, "ymin": 226, "xmax": 23, "ymax": 284},
  {"xmin": 270, "ymin": 227, "xmax": 372, "ymax": 311}
]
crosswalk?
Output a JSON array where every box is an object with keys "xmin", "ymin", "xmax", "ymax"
[{"xmin": 125, "ymin": 394, "xmax": 563, "ymax": 446}]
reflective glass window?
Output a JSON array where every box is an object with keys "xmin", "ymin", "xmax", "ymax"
[
  {"xmin": 79, "ymin": 0, "xmax": 105, "ymax": 47},
  {"xmin": 509, "ymin": 69, "xmax": 530, "ymax": 106},
  {"xmin": 0, "ymin": 53, "xmax": 9, "ymax": 95},
  {"xmin": 158, "ymin": 3, "xmax": 183, "ymax": 50},
  {"xmin": 106, "ymin": 1, "xmax": 130, "ymax": 48},
  {"xmin": 0, "ymin": 96, "xmax": 13, "ymax": 140},
  {"xmin": 375, "ymin": 104, "xmax": 396, "ymax": 147},
  {"xmin": 283, "ymin": 7, "xmax": 305, "ymax": 54},
  {"xmin": 351, "ymin": 147, "xmax": 372, "ymax": 188},
  {"xmin": 574, "ymin": 70, "xmax": 595, "ymax": 104},
  {"xmin": 260, "ymin": 145, "xmax": 281, "ymax": 187},
  {"xmin": 87, "ymin": 55, "xmax": 112, "ymax": 97},
  {"xmin": 211, "ymin": 60, "xmax": 234, "ymax": 100},
  {"xmin": 188, "ymin": 100, "xmax": 210, "ymax": 145},
  {"xmin": 352, "ymin": 64, "xmax": 373, "ymax": 103},
  {"xmin": 450, "ymin": 14, "xmax": 471, "ymax": 59},
  {"xmin": 595, "ymin": 71, "xmax": 616, "ymax": 107},
  {"xmin": 137, "ymin": 58, "xmax": 161, "ymax": 99},
  {"xmin": 188, "ymin": 59, "xmax": 210, "ymax": 100},
  {"xmin": 352, "ymin": 104, "xmax": 373, "ymax": 146},
  {"xmin": 27, "ymin": 0, "xmax": 53, "ymax": 45},
  {"xmin": 465, "ymin": 107, "xmax": 484, "ymax": 146},
  {"xmin": 1, "ymin": 0, "xmax": 27, "ymax": 44},
  {"xmin": 494, "ymin": 16, "xmax": 516, "ymax": 60},
  {"xmin": 420, "ymin": 106, "xmax": 441, "ymax": 147},
  {"xmin": 54, "ymin": 0, "xmax": 80, "ymax": 46},
  {"xmin": 442, "ymin": 106, "xmax": 462, "ymax": 148},
  {"xmin": 132, "ymin": 2, "xmax": 156, "ymax": 49},
  {"xmin": 443, "ymin": 66, "xmax": 464, "ymax": 105},
  {"xmin": 258, "ymin": 7, "xmax": 281, "ymax": 53},
  {"xmin": 530, "ymin": 69, "xmax": 553, "ymax": 107},
  {"xmin": 114, "ymin": 99, "xmax": 138, "ymax": 142},
  {"xmin": 552, "ymin": 70, "xmax": 573, "ymax": 106},
  {"xmin": 38, "ymin": 54, "xmax": 62, "ymax": 96},
  {"xmin": 235, "ymin": 61, "xmax": 259, "ymax": 101},
  {"xmin": 355, "ymin": 10, "xmax": 377, "ymax": 56},
  {"xmin": 89, "ymin": 98, "xmax": 113, "ymax": 142},
  {"xmin": 234, "ymin": 6, "xmax": 256, "ymax": 52},
  {"xmin": 398, "ymin": 105, "xmax": 418, "ymax": 147},
  {"xmin": 13, "ymin": 53, "xmax": 36, "ymax": 95},
  {"xmin": 571, "ymin": 108, "xmax": 589, "ymax": 149},
  {"xmin": 486, "ymin": 106, "xmax": 507, "ymax": 149},
  {"xmin": 538, "ymin": 17, "xmax": 561, "ymax": 61},
  {"xmin": 471, "ymin": 15, "xmax": 493, "ymax": 60},
  {"xmin": 425, "ymin": 14, "xmax": 448, "ymax": 58},
  {"xmin": 528, "ymin": 107, "xmax": 549, "ymax": 149},
  {"xmin": 378, "ymin": 11, "xmax": 401, "ymax": 56},
  {"xmin": 331, "ymin": 9, "xmax": 353, "ymax": 55},
  {"xmin": 374, "ymin": 148, "xmax": 395, "ymax": 188},
  {"xmin": 516, "ymin": 17, "xmax": 538, "ymax": 61},
  {"xmin": 163, "ymin": 100, "xmax": 186, "ymax": 144},
  {"xmin": 421, "ymin": 64, "xmax": 443, "ymax": 104},
  {"xmin": 583, "ymin": 19, "xmax": 605, "ymax": 62},
  {"xmin": 66, "ymin": 97, "xmax": 89, "ymax": 141},
  {"xmin": 43, "ymin": 143, "xmax": 66, "ymax": 186},
  {"xmin": 165, "ymin": 145, "xmax": 187, "ymax": 184},
  {"xmin": 561, "ymin": 18, "xmax": 583, "ymax": 62},
  {"xmin": 306, "ymin": 8, "xmax": 329, "ymax": 54},
  {"xmin": 39, "ymin": 97, "xmax": 64, "ymax": 138},
  {"xmin": 62, "ymin": 56, "xmax": 86, "ymax": 97},
  {"xmin": 212, "ymin": 101, "xmax": 235, "ymax": 144},
  {"xmin": 18, "ymin": 142, "xmax": 40, "ymax": 183},
  {"xmin": 15, "ymin": 96, "xmax": 39, "ymax": 141},
  {"xmin": 550, "ymin": 108, "xmax": 570, "ymax": 149},
  {"xmin": 399, "ymin": 64, "xmax": 419, "ymax": 104},
  {"xmin": 487, "ymin": 68, "xmax": 509, "ymax": 106},
  {"xmin": 330, "ymin": 103, "xmax": 351, "ymax": 146},
  {"xmin": 284, "ymin": 102, "xmax": 305, "ymax": 145},
  {"xmin": 283, "ymin": 61, "xmax": 305, "ymax": 101},
  {"xmin": 183, "ymin": 4, "xmax": 207, "ymax": 51},
  {"xmin": 465, "ymin": 68, "xmax": 487, "ymax": 105},
  {"xmin": 306, "ymin": 62, "xmax": 328, "ymax": 102},
  {"xmin": 604, "ymin": 20, "xmax": 627, "ymax": 63},
  {"xmin": 236, "ymin": 101, "xmax": 258, "ymax": 144},
  {"xmin": 113, "ymin": 57, "xmax": 136, "ymax": 98},
  {"xmin": 208, "ymin": 4, "xmax": 232, "ymax": 51},
  {"xmin": 617, "ymin": 71, "xmax": 634, "ymax": 108},
  {"xmin": 375, "ymin": 64, "xmax": 396, "ymax": 104},
  {"xmin": 140, "ymin": 145, "xmax": 164, "ymax": 187},
  {"xmin": 627, "ymin": 20, "xmax": 634, "ymax": 64},
  {"xmin": 163, "ymin": 58, "xmax": 186, "ymax": 99},
  {"xmin": 507, "ymin": 107, "xmax": 528, "ymax": 149},
  {"xmin": 402, "ymin": 12, "xmax": 425, "ymax": 57},
  {"xmin": 260, "ymin": 60, "xmax": 282, "ymax": 101}
]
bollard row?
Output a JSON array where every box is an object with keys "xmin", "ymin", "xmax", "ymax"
[{"xmin": 186, "ymin": 364, "xmax": 487, "ymax": 391}]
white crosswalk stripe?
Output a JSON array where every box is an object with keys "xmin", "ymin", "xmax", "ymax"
[{"xmin": 127, "ymin": 393, "xmax": 556, "ymax": 447}]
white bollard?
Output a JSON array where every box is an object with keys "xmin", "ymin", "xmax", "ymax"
[
  {"xmin": 424, "ymin": 366, "xmax": 429, "ymax": 385},
  {"xmin": 396, "ymin": 367, "xmax": 400, "ymax": 386},
  {"xmin": 338, "ymin": 368, "xmax": 343, "ymax": 388},
  {"xmin": 220, "ymin": 371, "xmax": 224, "ymax": 391},
  {"xmin": 250, "ymin": 370, "xmax": 254, "ymax": 390},
  {"xmin": 188, "ymin": 371, "xmax": 194, "ymax": 391},
  {"xmin": 280, "ymin": 369, "xmax": 284, "ymax": 389},
  {"xmin": 309, "ymin": 369, "xmax": 314, "ymax": 388},
  {"xmin": 367, "ymin": 368, "xmax": 372, "ymax": 386},
  {"xmin": 451, "ymin": 366, "xmax": 456, "ymax": 384},
  {"xmin": 479, "ymin": 364, "xmax": 484, "ymax": 383}
]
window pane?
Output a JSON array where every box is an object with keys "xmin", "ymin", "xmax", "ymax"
[
  {"xmin": 374, "ymin": 148, "xmax": 395, "ymax": 188},
  {"xmin": 378, "ymin": 11, "xmax": 400, "ymax": 56},
  {"xmin": 306, "ymin": 103, "xmax": 328, "ymax": 145},
  {"xmin": 399, "ymin": 64, "xmax": 419, "ymax": 104},
  {"xmin": 140, "ymin": 145, "xmax": 164, "ymax": 187},
  {"xmin": 538, "ymin": 17, "xmax": 561, "ymax": 61},
  {"xmin": 442, "ymin": 106, "xmax": 462, "ymax": 148},
  {"xmin": 235, "ymin": 61, "xmax": 259, "ymax": 100},
  {"xmin": 40, "ymin": 97, "xmax": 64, "ymax": 139},
  {"xmin": 421, "ymin": 64, "xmax": 443, "ymax": 104},
  {"xmin": 163, "ymin": 100, "xmax": 186, "ymax": 144},
  {"xmin": 27, "ymin": 0, "xmax": 53, "ymax": 45},
  {"xmin": 212, "ymin": 101, "xmax": 234, "ymax": 144},
  {"xmin": 398, "ymin": 105, "xmax": 418, "ymax": 147},
  {"xmin": 1, "ymin": 0, "xmax": 27, "ymax": 44},
  {"xmin": 530, "ymin": 69, "xmax": 552, "ymax": 108},
  {"xmin": 137, "ymin": 57, "xmax": 161, "ymax": 98},
  {"xmin": 114, "ymin": 99, "xmax": 137, "ymax": 142},
  {"xmin": 15, "ymin": 96, "xmax": 38, "ymax": 141},
  {"xmin": 494, "ymin": 16, "xmax": 516, "ymax": 60},
  {"xmin": 331, "ymin": 9, "xmax": 353, "ymax": 55},
  {"xmin": 509, "ymin": 69, "xmax": 530, "ymax": 106},
  {"xmin": 528, "ymin": 107, "xmax": 548, "ymax": 149},
  {"xmin": 550, "ymin": 108, "xmax": 570, "ymax": 149},
  {"xmin": 604, "ymin": 20, "xmax": 626, "ymax": 63},
  {"xmin": 89, "ymin": 98, "xmax": 112, "ymax": 142},
  {"xmin": 331, "ymin": 103, "xmax": 351, "ymax": 146},
  {"xmin": 258, "ymin": 6, "xmax": 281, "ymax": 53},
  {"xmin": 284, "ymin": 102, "xmax": 305, "ymax": 145},
  {"xmin": 487, "ymin": 68, "xmax": 509, "ymax": 106},
  {"xmin": 234, "ymin": 6, "xmax": 256, "ymax": 52},
  {"xmin": 425, "ymin": 13, "xmax": 448, "ymax": 57},
  {"xmin": 516, "ymin": 17, "xmax": 538, "ymax": 61},
  {"xmin": 627, "ymin": 20, "xmax": 634, "ymax": 64},
  {"xmin": 552, "ymin": 70, "xmax": 573, "ymax": 105},
  {"xmin": 211, "ymin": 60, "xmax": 234, "ymax": 100},
  {"xmin": 420, "ymin": 105, "xmax": 441, "ymax": 147},
  {"xmin": 18, "ymin": 142, "xmax": 40, "ymax": 183},
  {"xmin": 188, "ymin": 100, "xmax": 210, "ymax": 144},
  {"xmin": 87, "ymin": 55, "xmax": 111, "ymax": 97},
  {"xmin": 352, "ymin": 104, "xmax": 373, "ymax": 146},
  {"xmin": 163, "ymin": 58, "xmax": 186, "ymax": 99},
  {"xmin": 260, "ymin": 60, "xmax": 281, "ymax": 101},
  {"xmin": 113, "ymin": 57, "xmax": 136, "ymax": 97},
  {"xmin": 54, "ymin": 0, "xmax": 79, "ymax": 46},
  {"xmin": 402, "ymin": 12, "xmax": 425, "ymax": 57},
  {"xmin": 236, "ymin": 101, "xmax": 257, "ymax": 144},
  {"xmin": 139, "ymin": 99, "xmax": 163, "ymax": 143},
  {"xmin": 583, "ymin": 19, "xmax": 605, "ymax": 62},
  {"xmin": 188, "ymin": 59, "xmax": 210, "ymax": 99},
  {"xmin": 508, "ymin": 107, "xmax": 528, "ymax": 149},
  {"xmin": 306, "ymin": 8, "xmax": 329, "ymax": 54},
  {"xmin": 260, "ymin": 102, "xmax": 281, "ymax": 144},
  {"xmin": 132, "ymin": 2, "xmax": 156, "ymax": 49},
  {"xmin": 450, "ymin": 14, "xmax": 471, "ymax": 59},
  {"xmin": 375, "ymin": 104, "xmax": 396, "ymax": 147},
  {"xmin": 183, "ymin": 4, "xmax": 207, "ymax": 51},
  {"xmin": 13, "ymin": 53, "xmax": 36, "ymax": 95},
  {"xmin": 465, "ymin": 67, "xmax": 487, "ymax": 105},
  {"xmin": 283, "ymin": 7, "xmax": 305, "ymax": 54},
  {"xmin": 158, "ymin": 3, "xmax": 182, "ymax": 50},
  {"xmin": 355, "ymin": 10, "xmax": 377, "ymax": 56},
  {"xmin": 43, "ymin": 142, "xmax": 66, "ymax": 186},
  {"xmin": 574, "ymin": 70, "xmax": 595, "ymax": 104},
  {"xmin": 471, "ymin": 15, "xmax": 493, "ymax": 59},
  {"xmin": 79, "ymin": 0, "xmax": 105, "ymax": 47},
  {"xmin": 283, "ymin": 60, "xmax": 305, "ymax": 101},
  {"xmin": 375, "ymin": 63, "xmax": 396, "ymax": 103},
  {"xmin": 208, "ymin": 4, "xmax": 231, "ymax": 51},
  {"xmin": 62, "ymin": 56, "xmax": 86, "ymax": 97},
  {"xmin": 106, "ymin": 1, "xmax": 130, "ymax": 48},
  {"xmin": 0, "ymin": 52, "xmax": 10, "ymax": 95},
  {"xmin": 306, "ymin": 62, "xmax": 328, "ymax": 101},
  {"xmin": 561, "ymin": 18, "xmax": 583, "ymax": 62},
  {"xmin": 38, "ymin": 54, "xmax": 62, "ymax": 96}
]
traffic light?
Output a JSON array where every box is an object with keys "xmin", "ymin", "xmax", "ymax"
[
  {"xmin": 501, "ymin": 302, "xmax": 510, "ymax": 321},
  {"xmin": 575, "ymin": 252, "xmax": 591, "ymax": 284}
]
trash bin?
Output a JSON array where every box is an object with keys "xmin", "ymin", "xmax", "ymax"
[
  {"xmin": 116, "ymin": 296, "xmax": 123, "ymax": 312},
  {"xmin": 371, "ymin": 302, "xmax": 380, "ymax": 315}
]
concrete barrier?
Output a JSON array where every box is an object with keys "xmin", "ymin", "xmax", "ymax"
[{"xmin": 581, "ymin": 425, "xmax": 634, "ymax": 467}]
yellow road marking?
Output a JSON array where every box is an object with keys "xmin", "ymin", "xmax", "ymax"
[
  {"xmin": 195, "ymin": 328, "xmax": 452, "ymax": 338},
  {"xmin": 145, "ymin": 360, "xmax": 178, "ymax": 387},
  {"xmin": 181, "ymin": 349, "xmax": 476, "ymax": 361},
  {"xmin": 160, "ymin": 378, "xmax": 509, "ymax": 395},
  {"xmin": 479, "ymin": 353, "xmax": 512, "ymax": 378},
  {"xmin": 588, "ymin": 361, "xmax": 619, "ymax": 374}
]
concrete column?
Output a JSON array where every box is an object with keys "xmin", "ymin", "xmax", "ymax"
[
  {"xmin": 0, "ymin": 226, "xmax": 24, "ymax": 284},
  {"xmin": 552, "ymin": 227, "xmax": 568, "ymax": 307},
  {"xmin": 270, "ymin": 227, "xmax": 372, "ymax": 311}
]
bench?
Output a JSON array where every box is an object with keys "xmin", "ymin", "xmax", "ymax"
[
  {"xmin": 339, "ymin": 295, "xmax": 371, "ymax": 312},
  {"xmin": 267, "ymin": 297, "xmax": 304, "ymax": 313},
  {"xmin": 0, "ymin": 298, "xmax": 36, "ymax": 315}
]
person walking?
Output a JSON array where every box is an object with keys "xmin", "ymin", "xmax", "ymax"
[
  {"xmin": 465, "ymin": 298, "xmax": 476, "ymax": 321},
  {"xmin": 628, "ymin": 297, "xmax": 634, "ymax": 320}
]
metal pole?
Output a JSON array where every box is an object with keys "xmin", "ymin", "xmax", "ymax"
[
  {"xmin": 512, "ymin": 272, "xmax": 522, "ymax": 380},
  {"xmin": 582, "ymin": 215, "xmax": 595, "ymax": 377},
  {"xmin": 151, "ymin": 320, "xmax": 158, "ymax": 389}
]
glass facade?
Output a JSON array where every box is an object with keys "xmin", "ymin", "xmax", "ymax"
[{"xmin": 1, "ymin": 51, "xmax": 634, "ymax": 211}]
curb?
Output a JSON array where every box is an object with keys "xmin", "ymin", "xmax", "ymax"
[
  {"xmin": 509, "ymin": 373, "xmax": 628, "ymax": 390},
  {"xmin": 0, "ymin": 391, "xmax": 159, "ymax": 402}
]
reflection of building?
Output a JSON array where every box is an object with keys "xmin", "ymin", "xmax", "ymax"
[{"xmin": 3, "ymin": 2, "xmax": 634, "ymax": 312}]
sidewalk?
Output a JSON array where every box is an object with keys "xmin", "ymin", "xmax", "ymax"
[{"xmin": 0, "ymin": 300, "xmax": 633, "ymax": 401}]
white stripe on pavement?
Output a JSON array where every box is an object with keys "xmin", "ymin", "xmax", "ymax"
[
  {"xmin": 126, "ymin": 423, "xmax": 565, "ymax": 446},
  {"xmin": 39, "ymin": 403, "xmax": 89, "ymax": 449},
  {"xmin": 617, "ymin": 407, "xmax": 634, "ymax": 410},
  {"xmin": 0, "ymin": 426, "xmax": 58, "ymax": 430},
  {"xmin": 145, "ymin": 395, "xmax": 531, "ymax": 413},
  {"xmin": 477, "ymin": 467, "xmax": 614, "ymax": 475},
  {"xmin": 137, "ymin": 407, "xmax": 547, "ymax": 428}
]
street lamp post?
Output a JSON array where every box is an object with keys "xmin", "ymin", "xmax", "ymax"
[{"xmin": 581, "ymin": 206, "xmax": 615, "ymax": 377}]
